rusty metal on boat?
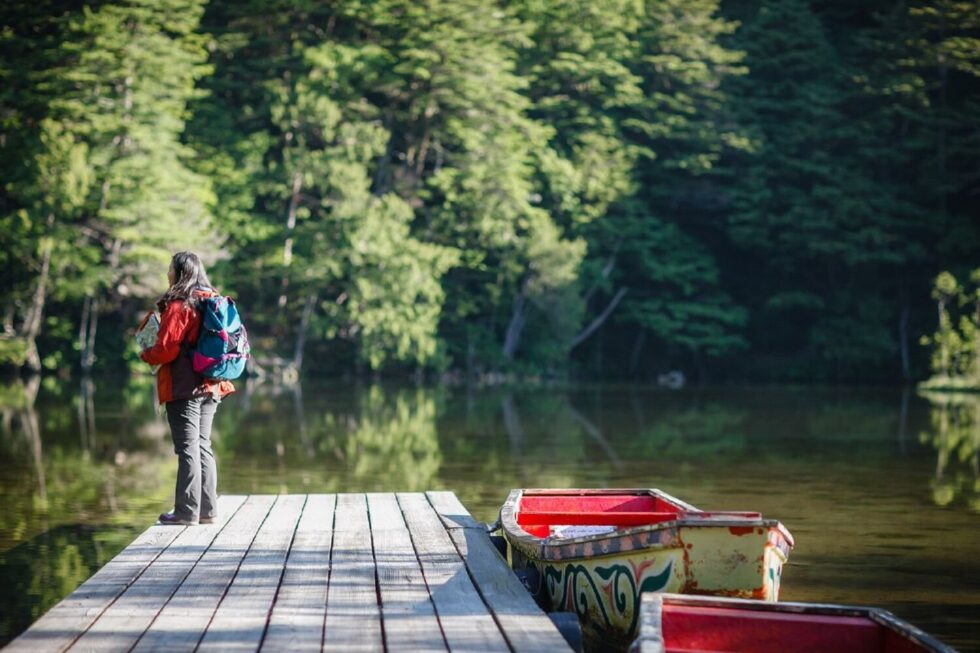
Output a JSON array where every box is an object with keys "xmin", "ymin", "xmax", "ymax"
[{"xmin": 500, "ymin": 488, "xmax": 794, "ymax": 650}]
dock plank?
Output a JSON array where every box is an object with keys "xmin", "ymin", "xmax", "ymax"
[
  {"xmin": 429, "ymin": 493, "xmax": 571, "ymax": 652},
  {"xmin": 14, "ymin": 490, "xmax": 573, "ymax": 653},
  {"xmin": 261, "ymin": 494, "xmax": 336, "ymax": 652},
  {"xmin": 368, "ymin": 493, "xmax": 447, "ymax": 653},
  {"xmin": 399, "ymin": 493, "xmax": 510, "ymax": 653},
  {"xmin": 197, "ymin": 494, "xmax": 304, "ymax": 651},
  {"xmin": 69, "ymin": 495, "xmax": 246, "ymax": 652},
  {"xmin": 6, "ymin": 522, "xmax": 186, "ymax": 653},
  {"xmin": 449, "ymin": 527, "xmax": 572, "ymax": 653},
  {"xmin": 425, "ymin": 491, "xmax": 483, "ymax": 530},
  {"xmin": 323, "ymin": 494, "xmax": 383, "ymax": 652},
  {"xmin": 132, "ymin": 494, "xmax": 275, "ymax": 652}
]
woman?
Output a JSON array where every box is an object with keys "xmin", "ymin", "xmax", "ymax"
[{"xmin": 141, "ymin": 252, "xmax": 235, "ymax": 525}]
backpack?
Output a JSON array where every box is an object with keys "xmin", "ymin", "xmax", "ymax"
[{"xmin": 191, "ymin": 295, "xmax": 250, "ymax": 380}]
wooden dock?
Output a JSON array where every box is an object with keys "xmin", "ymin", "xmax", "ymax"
[{"xmin": 7, "ymin": 492, "xmax": 572, "ymax": 652}]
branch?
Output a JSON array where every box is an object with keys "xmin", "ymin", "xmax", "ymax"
[
  {"xmin": 566, "ymin": 402, "xmax": 623, "ymax": 470},
  {"xmin": 582, "ymin": 238, "xmax": 623, "ymax": 306},
  {"xmin": 567, "ymin": 287, "xmax": 627, "ymax": 351}
]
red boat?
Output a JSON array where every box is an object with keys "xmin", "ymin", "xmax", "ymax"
[
  {"xmin": 500, "ymin": 489, "xmax": 793, "ymax": 650},
  {"xmin": 630, "ymin": 593, "xmax": 957, "ymax": 653}
]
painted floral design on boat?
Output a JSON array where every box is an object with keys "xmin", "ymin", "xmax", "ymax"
[{"xmin": 543, "ymin": 558, "xmax": 674, "ymax": 639}]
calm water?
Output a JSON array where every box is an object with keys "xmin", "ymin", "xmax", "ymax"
[{"xmin": 1, "ymin": 378, "xmax": 978, "ymax": 650}]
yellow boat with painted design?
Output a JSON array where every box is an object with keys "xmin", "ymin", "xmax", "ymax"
[{"xmin": 499, "ymin": 488, "xmax": 794, "ymax": 651}]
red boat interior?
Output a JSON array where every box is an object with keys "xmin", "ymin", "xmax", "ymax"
[
  {"xmin": 516, "ymin": 493, "xmax": 761, "ymax": 538},
  {"xmin": 661, "ymin": 605, "xmax": 926, "ymax": 653}
]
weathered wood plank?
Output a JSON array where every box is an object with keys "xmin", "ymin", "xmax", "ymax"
[
  {"xmin": 368, "ymin": 493, "xmax": 447, "ymax": 653},
  {"xmin": 426, "ymin": 491, "xmax": 573, "ymax": 651},
  {"xmin": 6, "ymin": 521, "xmax": 187, "ymax": 652},
  {"xmin": 12, "ymin": 490, "xmax": 572, "ymax": 653},
  {"xmin": 425, "ymin": 491, "xmax": 482, "ymax": 530},
  {"xmin": 68, "ymin": 495, "xmax": 247, "ymax": 652},
  {"xmin": 323, "ymin": 494, "xmax": 383, "ymax": 652},
  {"xmin": 448, "ymin": 527, "xmax": 572, "ymax": 653},
  {"xmin": 261, "ymin": 494, "xmax": 336, "ymax": 652},
  {"xmin": 197, "ymin": 494, "xmax": 305, "ymax": 651},
  {"xmin": 398, "ymin": 493, "xmax": 510, "ymax": 653},
  {"xmin": 131, "ymin": 494, "xmax": 276, "ymax": 653},
  {"xmin": 632, "ymin": 593, "xmax": 665, "ymax": 653}
]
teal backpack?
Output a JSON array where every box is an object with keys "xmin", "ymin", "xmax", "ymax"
[{"xmin": 191, "ymin": 295, "xmax": 250, "ymax": 380}]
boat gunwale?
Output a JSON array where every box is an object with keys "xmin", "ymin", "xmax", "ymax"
[
  {"xmin": 635, "ymin": 593, "xmax": 958, "ymax": 653},
  {"xmin": 500, "ymin": 489, "xmax": 794, "ymax": 562}
]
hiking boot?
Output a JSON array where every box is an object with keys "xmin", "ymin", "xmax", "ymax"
[{"xmin": 158, "ymin": 512, "xmax": 198, "ymax": 526}]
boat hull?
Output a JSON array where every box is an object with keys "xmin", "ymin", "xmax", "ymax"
[
  {"xmin": 501, "ymin": 489, "xmax": 793, "ymax": 650},
  {"xmin": 631, "ymin": 593, "xmax": 957, "ymax": 653}
]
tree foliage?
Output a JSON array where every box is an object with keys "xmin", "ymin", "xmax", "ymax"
[{"xmin": 1, "ymin": 0, "xmax": 978, "ymax": 382}]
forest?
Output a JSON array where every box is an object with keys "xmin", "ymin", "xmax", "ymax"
[{"xmin": 1, "ymin": 0, "xmax": 978, "ymax": 383}]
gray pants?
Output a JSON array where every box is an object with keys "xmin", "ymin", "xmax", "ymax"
[{"xmin": 166, "ymin": 396, "xmax": 220, "ymax": 521}]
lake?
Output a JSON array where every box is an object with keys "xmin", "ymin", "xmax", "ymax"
[{"xmin": 1, "ymin": 378, "xmax": 978, "ymax": 650}]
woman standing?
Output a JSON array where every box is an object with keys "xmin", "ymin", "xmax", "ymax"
[{"xmin": 141, "ymin": 251, "xmax": 234, "ymax": 525}]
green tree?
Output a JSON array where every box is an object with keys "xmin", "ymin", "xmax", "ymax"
[
  {"xmin": 348, "ymin": 0, "xmax": 589, "ymax": 370},
  {"xmin": 2, "ymin": 0, "xmax": 217, "ymax": 373},
  {"xmin": 512, "ymin": 0, "xmax": 748, "ymax": 377},
  {"xmin": 725, "ymin": 0, "xmax": 918, "ymax": 379},
  {"xmin": 193, "ymin": 1, "xmax": 460, "ymax": 373},
  {"xmin": 922, "ymin": 270, "xmax": 980, "ymax": 388},
  {"xmin": 0, "ymin": 3, "xmax": 90, "ymax": 371},
  {"xmin": 614, "ymin": 0, "xmax": 749, "ymax": 372},
  {"xmin": 906, "ymin": 1, "xmax": 980, "ymax": 261}
]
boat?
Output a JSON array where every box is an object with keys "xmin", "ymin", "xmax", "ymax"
[
  {"xmin": 499, "ymin": 488, "xmax": 794, "ymax": 650},
  {"xmin": 631, "ymin": 593, "xmax": 957, "ymax": 653}
]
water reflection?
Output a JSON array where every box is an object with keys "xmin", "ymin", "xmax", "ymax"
[
  {"xmin": 0, "ymin": 377, "xmax": 172, "ymax": 642},
  {"xmin": 341, "ymin": 386, "xmax": 442, "ymax": 490},
  {"xmin": 0, "ymin": 380, "xmax": 978, "ymax": 650},
  {"xmin": 920, "ymin": 390, "xmax": 980, "ymax": 512}
]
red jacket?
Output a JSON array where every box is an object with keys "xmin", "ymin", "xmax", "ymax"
[{"xmin": 141, "ymin": 290, "xmax": 235, "ymax": 404}]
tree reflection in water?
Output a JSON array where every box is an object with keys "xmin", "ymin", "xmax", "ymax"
[
  {"xmin": 920, "ymin": 391, "xmax": 980, "ymax": 512},
  {"xmin": 2, "ymin": 379, "xmax": 979, "ymax": 649},
  {"xmin": 0, "ymin": 377, "xmax": 173, "ymax": 644},
  {"xmin": 341, "ymin": 386, "xmax": 442, "ymax": 491}
]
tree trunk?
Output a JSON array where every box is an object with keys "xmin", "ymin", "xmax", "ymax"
[
  {"xmin": 79, "ymin": 296, "xmax": 90, "ymax": 372},
  {"xmin": 415, "ymin": 126, "xmax": 431, "ymax": 177},
  {"xmin": 582, "ymin": 239, "xmax": 622, "ymax": 306},
  {"xmin": 373, "ymin": 112, "xmax": 394, "ymax": 195},
  {"xmin": 567, "ymin": 287, "xmax": 627, "ymax": 352},
  {"xmin": 937, "ymin": 297, "xmax": 949, "ymax": 376},
  {"xmin": 899, "ymin": 304, "xmax": 911, "ymax": 381},
  {"xmin": 502, "ymin": 286, "xmax": 528, "ymax": 360},
  {"xmin": 22, "ymin": 215, "xmax": 54, "ymax": 373},
  {"xmin": 278, "ymin": 170, "xmax": 303, "ymax": 311},
  {"xmin": 79, "ymin": 296, "xmax": 100, "ymax": 374}
]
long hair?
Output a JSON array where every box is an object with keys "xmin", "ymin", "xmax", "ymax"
[{"xmin": 156, "ymin": 251, "xmax": 215, "ymax": 312}]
